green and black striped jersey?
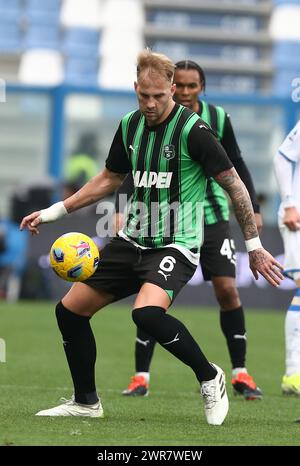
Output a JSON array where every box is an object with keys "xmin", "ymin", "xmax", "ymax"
[
  {"xmin": 106, "ymin": 103, "xmax": 232, "ymax": 262},
  {"xmin": 199, "ymin": 101, "xmax": 231, "ymax": 225},
  {"xmin": 198, "ymin": 100, "xmax": 260, "ymax": 223}
]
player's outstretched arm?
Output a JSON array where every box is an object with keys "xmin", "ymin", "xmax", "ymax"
[
  {"xmin": 214, "ymin": 167, "xmax": 284, "ymax": 287},
  {"xmin": 20, "ymin": 168, "xmax": 125, "ymax": 235}
]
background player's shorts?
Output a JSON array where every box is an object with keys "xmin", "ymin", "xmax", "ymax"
[
  {"xmin": 279, "ymin": 223, "xmax": 300, "ymax": 280},
  {"xmin": 84, "ymin": 236, "xmax": 197, "ymax": 303},
  {"xmin": 200, "ymin": 221, "xmax": 236, "ymax": 281}
]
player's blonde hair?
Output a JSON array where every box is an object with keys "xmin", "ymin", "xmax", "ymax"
[{"xmin": 137, "ymin": 49, "xmax": 175, "ymax": 83}]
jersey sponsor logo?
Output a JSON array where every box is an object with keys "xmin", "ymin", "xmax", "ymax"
[
  {"xmin": 133, "ymin": 170, "xmax": 173, "ymax": 188},
  {"xmin": 162, "ymin": 144, "xmax": 175, "ymax": 160}
]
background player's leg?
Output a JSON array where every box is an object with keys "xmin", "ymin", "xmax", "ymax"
[
  {"xmin": 282, "ymin": 278, "xmax": 300, "ymax": 395},
  {"xmin": 122, "ymin": 327, "xmax": 156, "ymax": 397},
  {"xmin": 36, "ymin": 283, "xmax": 115, "ymax": 417},
  {"xmin": 212, "ymin": 276, "xmax": 262, "ymax": 400}
]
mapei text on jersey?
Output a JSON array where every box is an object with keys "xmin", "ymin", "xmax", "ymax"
[{"xmin": 133, "ymin": 170, "xmax": 173, "ymax": 188}]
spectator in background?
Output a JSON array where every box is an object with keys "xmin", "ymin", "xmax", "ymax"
[
  {"xmin": 63, "ymin": 132, "xmax": 99, "ymax": 199},
  {"xmin": 274, "ymin": 120, "xmax": 300, "ymax": 396}
]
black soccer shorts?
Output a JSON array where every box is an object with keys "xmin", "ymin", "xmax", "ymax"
[
  {"xmin": 200, "ymin": 221, "xmax": 236, "ymax": 281},
  {"xmin": 84, "ymin": 236, "xmax": 197, "ymax": 303}
]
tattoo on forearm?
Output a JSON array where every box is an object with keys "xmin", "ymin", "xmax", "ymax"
[{"xmin": 215, "ymin": 168, "xmax": 258, "ymax": 239}]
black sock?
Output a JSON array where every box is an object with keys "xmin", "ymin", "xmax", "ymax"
[
  {"xmin": 135, "ymin": 327, "xmax": 156, "ymax": 373},
  {"xmin": 220, "ymin": 306, "xmax": 246, "ymax": 369},
  {"xmin": 55, "ymin": 301, "xmax": 98, "ymax": 405},
  {"xmin": 132, "ymin": 306, "xmax": 216, "ymax": 383}
]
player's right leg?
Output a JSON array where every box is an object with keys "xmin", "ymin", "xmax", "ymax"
[
  {"xmin": 36, "ymin": 237, "xmax": 138, "ymax": 417},
  {"xmin": 131, "ymin": 247, "xmax": 229, "ymax": 426},
  {"xmin": 36, "ymin": 282, "xmax": 115, "ymax": 417}
]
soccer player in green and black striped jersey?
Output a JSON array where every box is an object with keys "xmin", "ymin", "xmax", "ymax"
[
  {"xmin": 119, "ymin": 61, "xmax": 264, "ymax": 400},
  {"xmin": 20, "ymin": 50, "xmax": 283, "ymax": 425}
]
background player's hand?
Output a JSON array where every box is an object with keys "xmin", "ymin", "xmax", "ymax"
[
  {"xmin": 254, "ymin": 212, "xmax": 263, "ymax": 235},
  {"xmin": 283, "ymin": 207, "xmax": 300, "ymax": 231},
  {"xmin": 20, "ymin": 211, "xmax": 42, "ymax": 235},
  {"xmin": 249, "ymin": 248, "xmax": 284, "ymax": 287}
]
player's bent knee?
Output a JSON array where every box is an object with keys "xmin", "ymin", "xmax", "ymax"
[{"xmin": 132, "ymin": 306, "xmax": 165, "ymax": 331}]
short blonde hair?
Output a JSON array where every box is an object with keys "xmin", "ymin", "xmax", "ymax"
[{"xmin": 137, "ymin": 49, "xmax": 175, "ymax": 83}]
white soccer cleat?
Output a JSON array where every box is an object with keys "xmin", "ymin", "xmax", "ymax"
[
  {"xmin": 35, "ymin": 397, "xmax": 104, "ymax": 418},
  {"xmin": 200, "ymin": 363, "xmax": 229, "ymax": 426}
]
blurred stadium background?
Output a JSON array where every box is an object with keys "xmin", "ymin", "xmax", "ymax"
[
  {"xmin": 0, "ymin": 0, "xmax": 299, "ymax": 306},
  {"xmin": 1, "ymin": 0, "xmax": 300, "ymax": 447}
]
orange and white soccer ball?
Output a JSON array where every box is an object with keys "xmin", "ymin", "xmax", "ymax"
[{"xmin": 50, "ymin": 232, "xmax": 99, "ymax": 282}]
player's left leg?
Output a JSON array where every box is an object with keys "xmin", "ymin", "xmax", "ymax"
[
  {"xmin": 131, "ymin": 248, "xmax": 229, "ymax": 425},
  {"xmin": 132, "ymin": 283, "xmax": 228, "ymax": 425}
]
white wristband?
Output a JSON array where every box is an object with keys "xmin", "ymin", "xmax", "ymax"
[
  {"xmin": 39, "ymin": 201, "xmax": 68, "ymax": 223},
  {"xmin": 245, "ymin": 237, "xmax": 262, "ymax": 253}
]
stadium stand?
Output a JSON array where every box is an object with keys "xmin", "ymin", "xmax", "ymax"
[
  {"xmin": 142, "ymin": 0, "xmax": 273, "ymax": 94},
  {"xmin": 270, "ymin": 0, "xmax": 300, "ymax": 95}
]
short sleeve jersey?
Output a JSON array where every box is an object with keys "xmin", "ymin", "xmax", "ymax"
[{"xmin": 106, "ymin": 103, "xmax": 232, "ymax": 258}]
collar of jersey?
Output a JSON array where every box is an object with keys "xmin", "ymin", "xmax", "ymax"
[{"xmin": 144, "ymin": 103, "xmax": 180, "ymax": 131}]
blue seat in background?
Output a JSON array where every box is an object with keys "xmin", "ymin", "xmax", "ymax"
[
  {"xmin": 24, "ymin": 24, "xmax": 61, "ymax": 50},
  {"xmin": 25, "ymin": 10, "xmax": 61, "ymax": 26},
  {"xmin": 273, "ymin": 41, "xmax": 300, "ymax": 67},
  {"xmin": 273, "ymin": 0, "xmax": 300, "ymax": 5},
  {"xmin": 0, "ymin": 23, "xmax": 22, "ymax": 53},
  {"xmin": 24, "ymin": 0, "xmax": 61, "ymax": 26},
  {"xmin": 62, "ymin": 27, "xmax": 100, "ymax": 59},
  {"xmin": 273, "ymin": 69, "xmax": 299, "ymax": 96},
  {"xmin": 64, "ymin": 57, "xmax": 98, "ymax": 86},
  {"xmin": 0, "ymin": 220, "xmax": 29, "ymax": 301},
  {"xmin": 0, "ymin": 0, "xmax": 21, "ymax": 10},
  {"xmin": 0, "ymin": 0, "xmax": 22, "ymax": 50},
  {"xmin": 26, "ymin": 0, "xmax": 61, "ymax": 12}
]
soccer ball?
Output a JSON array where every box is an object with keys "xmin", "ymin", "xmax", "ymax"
[{"xmin": 50, "ymin": 232, "xmax": 100, "ymax": 282}]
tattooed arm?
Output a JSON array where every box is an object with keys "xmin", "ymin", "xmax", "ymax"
[{"xmin": 214, "ymin": 167, "xmax": 283, "ymax": 287}]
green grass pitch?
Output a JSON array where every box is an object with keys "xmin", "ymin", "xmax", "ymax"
[{"xmin": 0, "ymin": 301, "xmax": 299, "ymax": 446}]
